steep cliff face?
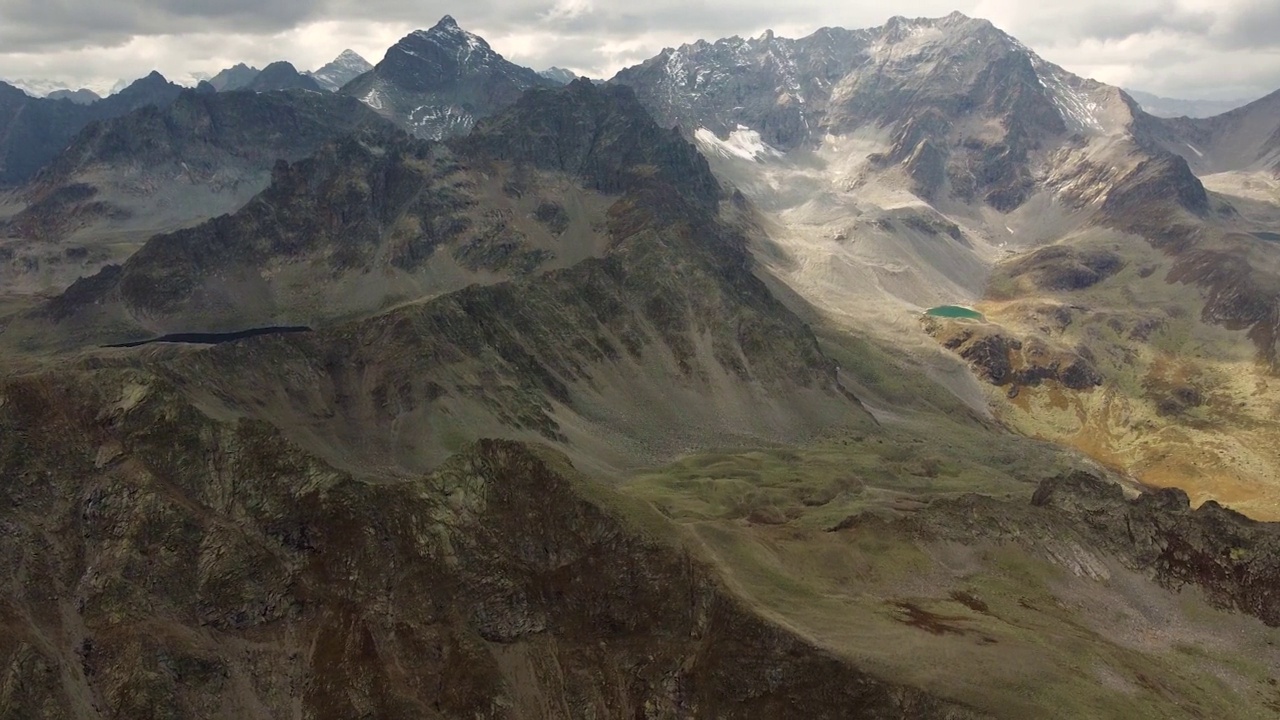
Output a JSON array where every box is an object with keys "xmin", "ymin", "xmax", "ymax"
[{"xmin": 0, "ymin": 369, "xmax": 979, "ymax": 719}]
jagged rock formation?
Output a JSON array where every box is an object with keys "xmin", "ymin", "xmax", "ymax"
[
  {"xmin": 866, "ymin": 469, "xmax": 1280, "ymax": 629},
  {"xmin": 309, "ymin": 50, "xmax": 373, "ymax": 92},
  {"xmin": 1031, "ymin": 471, "xmax": 1280, "ymax": 626},
  {"xmin": 341, "ymin": 16, "xmax": 553, "ymax": 140},
  {"xmin": 0, "ymin": 72, "xmax": 183, "ymax": 186}
]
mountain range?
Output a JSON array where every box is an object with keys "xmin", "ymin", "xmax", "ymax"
[
  {"xmin": 1126, "ymin": 89, "xmax": 1252, "ymax": 119},
  {"xmin": 3, "ymin": 12, "xmax": 1280, "ymax": 719}
]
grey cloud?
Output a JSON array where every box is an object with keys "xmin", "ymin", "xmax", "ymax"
[
  {"xmin": 1210, "ymin": 1, "xmax": 1280, "ymax": 50},
  {"xmin": 1, "ymin": 0, "xmax": 1280, "ymax": 100}
]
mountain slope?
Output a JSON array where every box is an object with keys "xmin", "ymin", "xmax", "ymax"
[
  {"xmin": 0, "ymin": 367, "xmax": 981, "ymax": 719},
  {"xmin": 0, "ymin": 90, "xmax": 389, "ymax": 293},
  {"xmin": 340, "ymin": 15, "xmax": 553, "ymax": 140},
  {"xmin": 309, "ymin": 49, "xmax": 373, "ymax": 92},
  {"xmin": 15, "ymin": 79, "xmax": 861, "ymax": 475}
]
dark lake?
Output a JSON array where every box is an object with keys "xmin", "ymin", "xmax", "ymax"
[{"xmin": 105, "ymin": 326, "xmax": 312, "ymax": 349}]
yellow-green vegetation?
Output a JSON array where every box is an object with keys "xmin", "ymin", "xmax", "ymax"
[
  {"xmin": 977, "ymin": 230, "xmax": 1280, "ymax": 519},
  {"xmin": 619, "ymin": 417, "xmax": 1280, "ymax": 718},
  {"xmin": 626, "ymin": 419, "xmax": 1066, "ymax": 530}
]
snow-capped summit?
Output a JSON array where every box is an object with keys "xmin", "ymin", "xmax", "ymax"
[
  {"xmin": 309, "ymin": 49, "xmax": 373, "ymax": 92},
  {"xmin": 539, "ymin": 67, "xmax": 580, "ymax": 85}
]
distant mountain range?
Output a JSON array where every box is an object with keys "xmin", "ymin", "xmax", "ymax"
[{"xmin": 1125, "ymin": 89, "xmax": 1252, "ymax": 118}]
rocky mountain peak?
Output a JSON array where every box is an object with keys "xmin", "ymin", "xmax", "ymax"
[
  {"xmin": 539, "ymin": 66, "xmax": 579, "ymax": 85},
  {"xmin": 341, "ymin": 16, "xmax": 548, "ymax": 140},
  {"xmin": 244, "ymin": 61, "xmax": 323, "ymax": 92},
  {"xmin": 403, "ymin": 14, "xmax": 494, "ymax": 58},
  {"xmin": 310, "ymin": 50, "xmax": 373, "ymax": 92},
  {"xmin": 208, "ymin": 63, "xmax": 260, "ymax": 91}
]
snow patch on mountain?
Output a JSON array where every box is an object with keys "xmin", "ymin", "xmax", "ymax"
[{"xmin": 694, "ymin": 126, "xmax": 783, "ymax": 162}]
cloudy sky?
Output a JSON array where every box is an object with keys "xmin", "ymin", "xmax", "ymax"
[{"xmin": 0, "ymin": 0, "xmax": 1277, "ymax": 100}]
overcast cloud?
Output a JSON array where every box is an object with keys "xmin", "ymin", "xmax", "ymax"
[{"xmin": 0, "ymin": 0, "xmax": 1276, "ymax": 101}]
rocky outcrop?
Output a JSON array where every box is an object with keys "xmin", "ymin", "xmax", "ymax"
[
  {"xmin": 1032, "ymin": 472, "xmax": 1280, "ymax": 626},
  {"xmin": 1167, "ymin": 247, "xmax": 1280, "ymax": 366},
  {"xmin": 926, "ymin": 319, "xmax": 1102, "ymax": 392},
  {"xmin": 839, "ymin": 469, "xmax": 1280, "ymax": 630}
]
